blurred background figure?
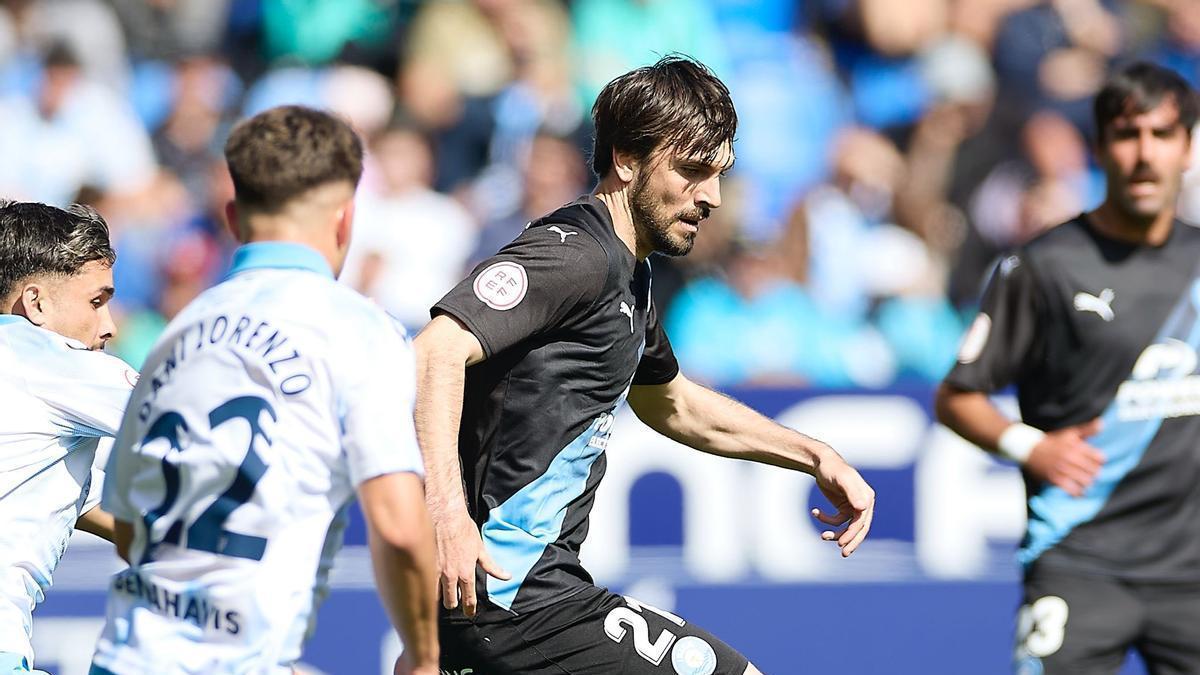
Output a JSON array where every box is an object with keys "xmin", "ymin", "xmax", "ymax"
[
  {"xmin": 0, "ymin": 0, "xmax": 1194, "ymax": 389},
  {"xmin": 342, "ymin": 120, "xmax": 477, "ymax": 332}
]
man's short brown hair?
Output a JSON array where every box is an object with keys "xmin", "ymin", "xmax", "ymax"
[
  {"xmin": 224, "ymin": 105, "xmax": 364, "ymax": 212},
  {"xmin": 591, "ymin": 55, "xmax": 737, "ymax": 178}
]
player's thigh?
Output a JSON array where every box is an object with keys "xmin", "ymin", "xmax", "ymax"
[
  {"xmin": 1133, "ymin": 581, "xmax": 1200, "ymax": 675},
  {"xmin": 440, "ymin": 592, "xmax": 753, "ymax": 675},
  {"xmin": 439, "ymin": 618, "xmax": 523, "ymax": 675},
  {"xmin": 543, "ymin": 592, "xmax": 750, "ymax": 675},
  {"xmin": 441, "ymin": 615, "xmax": 584, "ymax": 675},
  {"xmin": 1015, "ymin": 570, "xmax": 1143, "ymax": 675}
]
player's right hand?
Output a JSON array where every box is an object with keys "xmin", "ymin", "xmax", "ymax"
[
  {"xmin": 810, "ymin": 450, "xmax": 876, "ymax": 558},
  {"xmin": 1025, "ymin": 418, "xmax": 1105, "ymax": 497},
  {"xmin": 433, "ymin": 509, "xmax": 510, "ymax": 617}
]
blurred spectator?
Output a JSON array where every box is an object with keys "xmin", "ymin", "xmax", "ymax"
[
  {"xmin": 794, "ymin": 127, "xmax": 909, "ymax": 319},
  {"xmin": 821, "ymin": 0, "xmax": 948, "ymax": 131},
  {"xmin": 1146, "ymin": 0, "xmax": 1200, "ymax": 86},
  {"xmin": 341, "ymin": 121, "xmax": 479, "ymax": 331},
  {"xmin": 260, "ymin": 0, "xmax": 400, "ymax": 67},
  {"xmin": 0, "ymin": 42, "xmax": 155, "ymax": 205},
  {"xmin": 152, "ymin": 56, "xmax": 240, "ymax": 206},
  {"xmin": 323, "ymin": 65, "xmax": 396, "ymax": 139},
  {"xmin": 941, "ymin": 108, "xmax": 1101, "ymax": 305},
  {"xmin": 0, "ymin": 0, "xmax": 1191, "ymax": 390},
  {"xmin": 471, "ymin": 130, "xmax": 588, "ymax": 264},
  {"xmin": 724, "ymin": 32, "xmax": 851, "ymax": 239},
  {"xmin": 108, "ymin": 0, "xmax": 231, "ymax": 62},
  {"xmin": 666, "ymin": 243, "xmax": 898, "ymax": 388},
  {"xmin": 0, "ymin": 0, "xmax": 128, "ymax": 92},
  {"xmin": 570, "ymin": 0, "xmax": 730, "ymax": 108},
  {"xmin": 474, "ymin": 0, "xmax": 583, "ymax": 220},
  {"xmin": 991, "ymin": 0, "xmax": 1123, "ymax": 130},
  {"xmin": 405, "ymin": 0, "xmax": 517, "ymax": 99},
  {"xmin": 104, "ymin": 160, "xmax": 234, "ymax": 367}
]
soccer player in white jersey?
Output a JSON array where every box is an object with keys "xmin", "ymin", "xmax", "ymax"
[
  {"xmin": 89, "ymin": 106, "xmax": 439, "ymax": 675},
  {"xmin": 0, "ymin": 200, "xmax": 135, "ymax": 674}
]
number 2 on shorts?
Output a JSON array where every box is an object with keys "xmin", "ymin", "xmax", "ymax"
[{"xmin": 605, "ymin": 597, "xmax": 687, "ymax": 665}]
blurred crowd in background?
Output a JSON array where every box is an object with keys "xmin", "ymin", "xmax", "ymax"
[{"xmin": 3, "ymin": 0, "xmax": 1200, "ymax": 388}]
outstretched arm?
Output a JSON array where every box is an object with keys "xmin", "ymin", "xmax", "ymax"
[{"xmin": 628, "ymin": 373, "xmax": 875, "ymax": 556}]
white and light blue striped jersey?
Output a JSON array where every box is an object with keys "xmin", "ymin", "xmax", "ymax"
[
  {"xmin": 91, "ymin": 242, "xmax": 424, "ymax": 675},
  {"xmin": 0, "ymin": 315, "xmax": 136, "ymax": 664}
]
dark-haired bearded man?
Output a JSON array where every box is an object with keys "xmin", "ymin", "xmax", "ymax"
[{"xmin": 415, "ymin": 55, "xmax": 876, "ymax": 675}]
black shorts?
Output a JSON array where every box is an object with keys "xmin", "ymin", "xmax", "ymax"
[
  {"xmin": 440, "ymin": 586, "xmax": 751, "ymax": 675},
  {"xmin": 1015, "ymin": 565, "xmax": 1200, "ymax": 674}
]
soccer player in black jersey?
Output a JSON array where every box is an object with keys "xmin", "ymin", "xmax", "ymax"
[
  {"xmin": 413, "ymin": 56, "xmax": 876, "ymax": 675},
  {"xmin": 937, "ymin": 62, "xmax": 1200, "ymax": 674}
]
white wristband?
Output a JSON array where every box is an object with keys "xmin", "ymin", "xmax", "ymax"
[{"xmin": 997, "ymin": 423, "xmax": 1044, "ymax": 464}]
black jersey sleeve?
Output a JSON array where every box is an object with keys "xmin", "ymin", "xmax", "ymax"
[
  {"xmin": 633, "ymin": 297, "xmax": 680, "ymax": 385},
  {"xmin": 944, "ymin": 253, "xmax": 1043, "ymax": 393},
  {"xmin": 432, "ymin": 227, "xmax": 609, "ymax": 358}
]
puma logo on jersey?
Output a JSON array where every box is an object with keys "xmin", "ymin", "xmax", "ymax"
[
  {"xmin": 618, "ymin": 301, "xmax": 635, "ymax": 333},
  {"xmin": 547, "ymin": 226, "xmax": 578, "ymax": 243},
  {"xmin": 1073, "ymin": 288, "xmax": 1115, "ymax": 321}
]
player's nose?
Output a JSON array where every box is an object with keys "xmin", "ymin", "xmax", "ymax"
[
  {"xmin": 99, "ymin": 305, "xmax": 117, "ymax": 343},
  {"xmin": 697, "ymin": 174, "xmax": 722, "ymax": 210}
]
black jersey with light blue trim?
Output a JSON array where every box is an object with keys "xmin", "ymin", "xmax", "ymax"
[
  {"xmin": 432, "ymin": 195, "xmax": 679, "ymax": 616},
  {"xmin": 945, "ymin": 216, "xmax": 1200, "ymax": 580}
]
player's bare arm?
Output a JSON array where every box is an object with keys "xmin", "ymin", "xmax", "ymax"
[
  {"xmin": 935, "ymin": 384, "xmax": 1104, "ymax": 497},
  {"xmin": 627, "ymin": 373, "xmax": 875, "ymax": 557},
  {"xmin": 358, "ymin": 472, "xmax": 439, "ymax": 675},
  {"xmin": 111, "ymin": 518, "xmax": 133, "ymax": 564},
  {"xmin": 413, "ymin": 314, "xmax": 510, "ymax": 617},
  {"xmin": 76, "ymin": 505, "xmax": 117, "ymax": 542}
]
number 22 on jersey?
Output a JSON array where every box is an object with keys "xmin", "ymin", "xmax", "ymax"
[{"xmin": 138, "ymin": 396, "xmax": 275, "ymax": 563}]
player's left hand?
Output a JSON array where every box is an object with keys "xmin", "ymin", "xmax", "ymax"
[{"xmin": 809, "ymin": 450, "xmax": 875, "ymax": 557}]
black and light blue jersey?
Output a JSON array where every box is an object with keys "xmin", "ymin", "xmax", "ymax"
[
  {"xmin": 945, "ymin": 216, "xmax": 1200, "ymax": 579},
  {"xmin": 432, "ymin": 196, "xmax": 679, "ymax": 617}
]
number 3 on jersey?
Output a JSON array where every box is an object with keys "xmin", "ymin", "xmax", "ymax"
[{"xmin": 140, "ymin": 396, "xmax": 275, "ymax": 562}]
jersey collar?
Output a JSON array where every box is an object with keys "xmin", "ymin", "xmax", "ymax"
[
  {"xmin": 0, "ymin": 315, "xmax": 22, "ymax": 326},
  {"xmin": 226, "ymin": 242, "xmax": 334, "ymax": 280}
]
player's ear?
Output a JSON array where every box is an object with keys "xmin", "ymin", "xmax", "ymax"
[
  {"xmin": 15, "ymin": 282, "xmax": 49, "ymax": 326},
  {"xmin": 224, "ymin": 200, "xmax": 243, "ymax": 243},
  {"xmin": 612, "ymin": 148, "xmax": 637, "ymax": 184},
  {"xmin": 335, "ymin": 198, "xmax": 355, "ymax": 251}
]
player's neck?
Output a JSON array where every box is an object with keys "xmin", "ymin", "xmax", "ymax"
[
  {"xmin": 1088, "ymin": 201, "xmax": 1175, "ymax": 247},
  {"xmin": 242, "ymin": 219, "xmax": 341, "ymax": 272},
  {"xmin": 593, "ymin": 183, "xmax": 651, "ymax": 261}
]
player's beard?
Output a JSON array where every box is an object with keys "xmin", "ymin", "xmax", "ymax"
[
  {"xmin": 630, "ymin": 171, "xmax": 705, "ymax": 257},
  {"xmin": 1115, "ymin": 162, "xmax": 1180, "ymax": 224}
]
